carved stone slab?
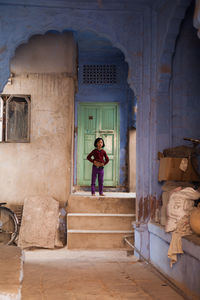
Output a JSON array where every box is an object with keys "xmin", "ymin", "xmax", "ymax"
[{"xmin": 18, "ymin": 196, "xmax": 59, "ymax": 249}]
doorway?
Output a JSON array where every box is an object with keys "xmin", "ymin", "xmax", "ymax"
[{"xmin": 77, "ymin": 102, "xmax": 119, "ymax": 187}]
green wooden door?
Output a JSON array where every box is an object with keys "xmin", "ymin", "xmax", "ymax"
[{"xmin": 77, "ymin": 103, "xmax": 119, "ymax": 186}]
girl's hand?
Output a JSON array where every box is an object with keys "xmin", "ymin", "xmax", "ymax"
[
  {"xmin": 94, "ymin": 161, "xmax": 104, "ymax": 167},
  {"xmin": 94, "ymin": 161, "xmax": 99, "ymax": 167},
  {"xmin": 94, "ymin": 161, "xmax": 103, "ymax": 167}
]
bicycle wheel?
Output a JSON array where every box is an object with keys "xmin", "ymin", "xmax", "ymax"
[{"xmin": 0, "ymin": 207, "xmax": 18, "ymax": 245}]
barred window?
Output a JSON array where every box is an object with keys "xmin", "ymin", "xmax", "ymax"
[
  {"xmin": 0, "ymin": 94, "xmax": 31, "ymax": 143},
  {"xmin": 83, "ymin": 65, "xmax": 117, "ymax": 84}
]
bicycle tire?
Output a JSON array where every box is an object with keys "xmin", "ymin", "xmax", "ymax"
[{"xmin": 0, "ymin": 207, "xmax": 18, "ymax": 245}]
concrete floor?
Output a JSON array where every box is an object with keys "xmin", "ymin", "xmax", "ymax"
[{"xmin": 22, "ymin": 249, "xmax": 185, "ymax": 300}]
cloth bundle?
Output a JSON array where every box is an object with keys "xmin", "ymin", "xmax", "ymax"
[{"xmin": 165, "ymin": 187, "xmax": 200, "ymax": 267}]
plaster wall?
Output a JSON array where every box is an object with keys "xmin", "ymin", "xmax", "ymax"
[
  {"xmin": 0, "ymin": 0, "xmax": 193, "ymax": 250},
  {"xmin": 150, "ymin": 0, "xmax": 192, "ymax": 206},
  {"xmin": 156, "ymin": 0, "xmax": 179, "ymax": 62},
  {"xmin": 1, "ymin": 33, "xmax": 76, "ymax": 204},
  {"xmin": 129, "ymin": 129, "xmax": 136, "ymax": 192},
  {"xmin": 0, "ymin": 0, "xmax": 152, "ymax": 202},
  {"xmin": 10, "ymin": 32, "xmax": 76, "ymax": 75},
  {"xmin": 171, "ymin": 4, "xmax": 200, "ymax": 146},
  {"xmin": 148, "ymin": 223, "xmax": 200, "ymax": 300},
  {"xmin": 151, "ymin": 2, "xmax": 200, "ymax": 206},
  {"xmin": 0, "ymin": 0, "xmax": 192, "ymax": 204},
  {"xmin": 0, "ymin": 0, "xmax": 198, "ymax": 294}
]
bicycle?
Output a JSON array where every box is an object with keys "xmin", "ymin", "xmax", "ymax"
[{"xmin": 0, "ymin": 202, "xmax": 19, "ymax": 245}]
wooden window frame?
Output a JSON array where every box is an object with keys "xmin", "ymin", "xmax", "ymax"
[{"xmin": 0, "ymin": 94, "xmax": 31, "ymax": 143}]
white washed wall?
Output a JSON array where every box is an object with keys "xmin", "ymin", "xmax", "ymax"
[{"xmin": 1, "ymin": 33, "xmax": 76, "ymax": 204}]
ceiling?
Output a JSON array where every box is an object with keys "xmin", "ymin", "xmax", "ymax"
[{"xmin": 0, "ymin": 0, "xmax": 166, "ymax": 10}]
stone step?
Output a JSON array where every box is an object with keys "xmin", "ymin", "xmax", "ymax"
[
  {"xmin": 67, "ymin": 213, "xmax": 136, "ymax": 231},
  {"xmin": 67, "ymin": 194, "xmax": 135, "ymax": 214},
  {"xmin": 67, "ymin": 231, "xmax": 134, "ymax": 249}
]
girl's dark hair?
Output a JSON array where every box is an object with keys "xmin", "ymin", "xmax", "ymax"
[{"xmin": 94, "ymin": 137, "xmax": 105, "ymax": 148}]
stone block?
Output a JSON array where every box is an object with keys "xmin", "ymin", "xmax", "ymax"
[
  {"xmin": 67, "ymin": 232, "xmax": 134, "ymax": 249},
  {"xmin": 67, "ymin": 213, "xmax": 135, "ymax": 231},
  {"xmin": 0, "ymin": 245, "xmax": 23, "ymax": 300},
  {"xmin": 67, "ymin": 194, "xmax": 135, "ymax": 214},
  {"xmin": 18, "ymin": 196, "xmax": 59, "ymax": 249}
]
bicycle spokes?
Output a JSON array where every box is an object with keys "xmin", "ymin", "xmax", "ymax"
[{"xmin": 0, "ymin": 207, "xmax": 18, "ymax": 245}]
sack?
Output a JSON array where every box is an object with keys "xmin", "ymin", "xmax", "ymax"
[{"xmin": 165, "ymin": 187, "xmax": 200, "ymax": 232}]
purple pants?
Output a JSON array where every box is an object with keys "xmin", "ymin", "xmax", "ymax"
[{"xmin": 91, "ymin": 165, "xmax": 104, "ymax": 194}]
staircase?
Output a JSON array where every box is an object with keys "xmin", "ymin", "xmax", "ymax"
[{"xmin": 67, "ymin": 192, "xmax": 136, "ymax": 249}]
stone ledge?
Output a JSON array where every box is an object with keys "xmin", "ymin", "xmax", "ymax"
[
  {"xmin": 0, "ymin": 245, "xmax": 24, "ymax": 300},
  {"xmin": 148, "ymin": 222, "xmax": 200, "ymax": 261}
]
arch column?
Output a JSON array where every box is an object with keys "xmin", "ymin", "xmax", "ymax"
[
  {"xmin": 151, "ymin": 0, "xmax": 192, "ymax": 204},
  {"xmin": 134, "ymin": 0, "xmax": 192, "ymax": 261}
]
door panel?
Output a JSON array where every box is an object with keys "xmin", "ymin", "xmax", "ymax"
[
  {"xmin": 102, "ymin": 134, "xmax": 114, "ymax": 155},
  {"xmin": 77, "ymin": 103, "xmax": 119, "ymax": 186},
  {"xmin": 84, "ymin": 134, "xmax": 96, "ymax": 154},
  {"xmin": 83, "ymin": 159, "xmax": 92, "ymax": 181},
  {"xmin": 104, "ymin": 160, "xmax": 113, "ymax": 180},
  {"xmin": 101, "ymin": 107, "xmax": 115, "ymax": 130}
]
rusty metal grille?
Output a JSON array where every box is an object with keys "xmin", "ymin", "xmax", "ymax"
[{"xmin": 83, "ymin": 65, "xmax": 117, "ymax": 84}]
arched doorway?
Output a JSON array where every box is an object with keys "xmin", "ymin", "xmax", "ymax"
[{"xmin": 73, "ymin": 30, "xmax": 136, "ymax": 192}]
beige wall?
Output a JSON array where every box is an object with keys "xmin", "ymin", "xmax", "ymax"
[
  {"xmin": 129, "ymin": 129, "xmax": 136, "ymax": 192},
  {"xmin": 10, "ymin": 32, "xmax": 76, "ymax": 75},
  {"xmin": 1, "ymin": 33, "xmax": 76, "ymax": 204}
]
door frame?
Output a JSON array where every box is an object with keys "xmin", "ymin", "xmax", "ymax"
[{"xmin": 77, "ymin": 102, "xmax": 120, "ymax": 187}]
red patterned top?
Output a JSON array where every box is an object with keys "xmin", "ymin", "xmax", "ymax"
[{"xmin": 87, "ymin": 149, "xmax": 109, "ymax": 166}]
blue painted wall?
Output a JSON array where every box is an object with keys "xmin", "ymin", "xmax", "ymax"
[
  {"xmin": 1, "ymin": 2, "xmax": 199, "ymax": 292},
  {"xmin": 171, "ymin": 4, "xmax": 200, "ymax": 147},
  {"xmin": 74, "ymin": 31, "xmax": 135, "ymax": 186},
  {"xmin": 143, "ymin": 5, "xmax": 200, "ymax": 298},
  {"xmin": 155, "ymin": 3, "xmax": 200, "ymax": 194},
  {"xmin": 148, "ymin": 222, "xmax": 200, "ymax": 299},
  {"xmin": 0, "ymin": 0, "xmax": 153, "ymax": 204}
]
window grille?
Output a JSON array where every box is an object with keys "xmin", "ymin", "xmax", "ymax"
[
  {"xmin": 0, "ymin": 94, "xmax": 31, "ymax": 143},
  {"xmin": 83, "ymin": 65, "xmax": 117, "ymax": 84}
]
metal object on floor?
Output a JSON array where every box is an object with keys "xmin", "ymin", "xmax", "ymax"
[
  {"xmin": 123, "ymin": 235, "xmax": 192, "ymax": 300},
  {"xmin": 0, "ymin": 203, "xmax": 19, "ymax": 245}
]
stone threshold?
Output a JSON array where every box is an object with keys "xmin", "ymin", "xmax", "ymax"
[
  {"xmin": 72, "ymin": 191, "xmax": 136, "ymax": 198},
  {"xmin": 72, "ymin": 186, "xmax": 128, "ymax": 192},
  {"xmin": 68, "ymin": 230, "xmax": 134, "ymax": 233},
  {"xmin": 68, "ymin": 213, "xmax": 136, "ymax": 217}
]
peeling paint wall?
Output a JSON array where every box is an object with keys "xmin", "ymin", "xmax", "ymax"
[
  {"xmin": 0, "ymin": 0, "xmax": 194, "ymax": 252},
  {"xmin": 0, "ymin": 0, "xmax": 199, "ymax": 293},
  {"xmin": 171, "ymin": 4, "xmax": 200, "ymax": 146},
  {"xmin": 0, "ymin": 0, "xmax": 153, "ymax": 206},
  {"xmin": 1, "ymin": 32, "xmax": 76, "ymax": 204}
]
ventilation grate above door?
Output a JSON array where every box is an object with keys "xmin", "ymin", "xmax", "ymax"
[{"xmin": 83, "ymin": 65, "xmax": 117, "ymax": 84}]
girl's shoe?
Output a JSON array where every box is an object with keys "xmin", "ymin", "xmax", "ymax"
[
  {"xmin": 99, "ymin": 193, "xmax": 105, "ymax": 196},
  {"xmin": 91, "ymin": 193, "xmax": 95, "ymax": 196}
]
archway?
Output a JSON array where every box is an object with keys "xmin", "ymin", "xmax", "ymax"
[
  {"xmin": 0, "ymin": 30, "xmax": 137, "ymax": 249},
  {"xmin": 73, "ymin": 30, "xmax": 136, "ymax": 192}
]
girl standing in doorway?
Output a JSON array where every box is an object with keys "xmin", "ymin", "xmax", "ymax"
[{"xmin": 87, "ymin": 137, "xmax": 109, "ymax": 196}]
